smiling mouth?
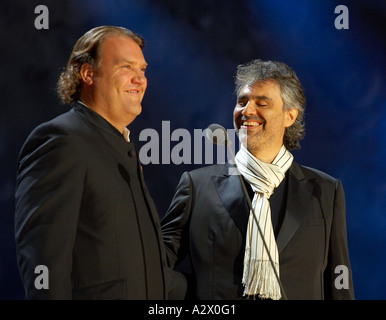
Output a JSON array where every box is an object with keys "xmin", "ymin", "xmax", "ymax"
[
  {"xmin": 240, "ymin": 120, "xmax": 263, "ymax": 128},
  {"xmin": 126, "ymin": 90, "xmax": 140, "ymax": 94}
]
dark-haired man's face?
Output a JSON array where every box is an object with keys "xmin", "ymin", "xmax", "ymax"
[{"xmin": 233, "ymin": 80, "xmax": 297, "ymax": 163}]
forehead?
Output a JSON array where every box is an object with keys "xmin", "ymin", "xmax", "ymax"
[
  {"xmin": 238, "ymin": 80, "xmax": 281, "ymax": 98},
  {"xmin": 99, "ymin": 35, "xmax": 147, "ymax": 65}
]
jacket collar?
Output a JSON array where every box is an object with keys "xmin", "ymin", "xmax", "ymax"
[
  {"xmin": 212, "ymin": 162, "xmax": 314, "ymax": 253},
  {"xmin": 74, "ymin": 101, "xmax": 127, "ymax": 141}
]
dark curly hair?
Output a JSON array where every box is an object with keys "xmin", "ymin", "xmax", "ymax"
[
  {"xmin": 57, "ymin": 26, "xmax": 144, "ymax": 105},
  {"xmin": 235, "ymin": 59, "xmax": 306, "ymax": 150}
]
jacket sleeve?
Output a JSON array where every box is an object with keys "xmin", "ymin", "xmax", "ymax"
[
  {"xmin": 161, "ymin": 172, "xmax": 194, "ymax": 269},
  {"xmin": 161, "ymin": 172, "xmax": 195, "ymax": 299},
  {"xmin": 324, "ymin": 179, "xmax": 355, "ymax": 299},
  {"xmin": 15, "ymin": 123, "xmax": 85, "ymax": 299}
]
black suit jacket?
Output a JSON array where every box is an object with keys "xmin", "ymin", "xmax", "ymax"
[
  {"xmin": 161, "ymin": 162, "xmax": 355, "ymax": 300},
  {"xmin": 15, "ymin": 102, "xmax": 171, "ymax": 299}
]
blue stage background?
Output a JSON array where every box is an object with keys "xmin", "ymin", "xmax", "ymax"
[{"xmin": 1, "ymin": 0, "xmax": 385, "ymax": 299}]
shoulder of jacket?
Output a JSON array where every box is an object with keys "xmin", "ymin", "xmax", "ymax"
[
  {"xmin": 293, "ymin": 162, "xmax": 339, "ymax": 184},
  {"xmin": 188, "ymin": 163, "xmax": 228, "ymax": 177},
  {"xmin": 30, "ymin": 108, "xmax": 83, "ymax": 136}
]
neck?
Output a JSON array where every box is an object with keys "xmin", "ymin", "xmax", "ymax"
[
  {"xmin": 79, "ymin": 96, "xmax": 132, "ymax": 135},
  {"xmin": 247, "ymin": 144, "xmax": 283, "ymax": 164}
]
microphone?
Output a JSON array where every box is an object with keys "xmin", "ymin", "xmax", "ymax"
[
  {"xmin": 205, "ymin": 123, "xmax": 228, "ymax": 146},
  {"xmin": 206, "ymin": 123, "xmax": 288, "ymax": 300}
]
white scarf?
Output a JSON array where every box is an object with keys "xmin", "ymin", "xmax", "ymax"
[{"xmin": 235, "ymin": 144, "xmax": 293, "ymax": 299}]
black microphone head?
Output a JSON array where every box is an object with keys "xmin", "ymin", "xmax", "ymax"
[{"xmin": 206, "ymin": 123, "xmax": 228, "ymax": 146}]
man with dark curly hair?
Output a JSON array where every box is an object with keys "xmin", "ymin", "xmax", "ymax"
[
  {"xmin": 15, "ymin": 26, "xmax": 181, "ymax": 300},
  {"xmin": 161, "ymin": 59, "xmax": 355, "ymax": 300}
]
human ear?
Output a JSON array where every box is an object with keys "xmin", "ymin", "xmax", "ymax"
[
  {"xmin": 79, "ymin": 63, "xmax": 96, "ymax": 85},
  {"xmin": 284, "ymin": 108, "xmax": 298, "ymax": 127}
]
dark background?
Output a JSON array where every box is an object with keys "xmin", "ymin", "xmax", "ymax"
[{"xmin": 1, "ymin": 0, "xmax": 385, "ymax": 300}]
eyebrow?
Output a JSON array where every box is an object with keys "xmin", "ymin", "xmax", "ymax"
[
  {"xmin": 238, "ymin": 95, "xmax": 272, "ymax": 101},
  {"xmin": 117, "ymin": 59, "xmax": 148, "ymax": 68}
]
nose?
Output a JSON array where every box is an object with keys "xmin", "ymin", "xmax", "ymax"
[
  {"xmin": 242, "ymin": 101, "xmax": 257, "ymax": 116},
  {"xmin": 132, "ymin": 69, "xmax": 147, "ymax": 85}
]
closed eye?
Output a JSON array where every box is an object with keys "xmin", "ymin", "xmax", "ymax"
[
  {"xmin": 122, "ymin": 65, "xmax": 147, "ymax": 74},
  {"xmin": 237, "ymin": 99, "xmax": 248, "ymax": 107},
  {"xmin": 237, "ymin": 101, "xmax": 268, "ymax": 107}
]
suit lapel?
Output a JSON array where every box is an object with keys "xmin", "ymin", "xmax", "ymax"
[
  {"xmin": 211, "ymin": 162, "xmax": 316, "ymax": 254},
  {"xmin": 276, "ymin": 163, "xmax": 314, "ymax": 253},
  {"xmin": 212, "ymin": 164, "xmax": 250, "ymax": 235}
]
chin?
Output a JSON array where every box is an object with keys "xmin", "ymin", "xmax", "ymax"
[
  {"xmin": 128, "ymin": 103, "xmax": 142, "ymax": 116},
  {"xmin": 238, "ymin": 129, "xmax": 250, "ymax": 146}
]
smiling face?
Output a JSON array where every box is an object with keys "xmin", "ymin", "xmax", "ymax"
[
  {"xmin": 233, "ymin": 80, "xmax": 298, "ymax": 163},
  {"xmin": 80, "ymin": 35, "xmax": 148, "ymax": 133}
]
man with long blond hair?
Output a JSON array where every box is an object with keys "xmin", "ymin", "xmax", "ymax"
[{"xmin": 15, "ymin": 26, "xmax": 178, "ymax": 300}]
